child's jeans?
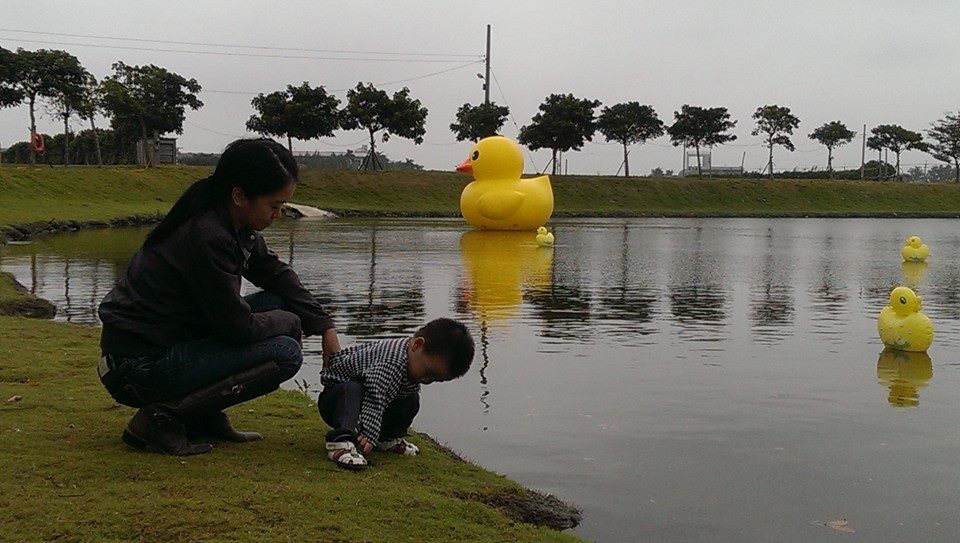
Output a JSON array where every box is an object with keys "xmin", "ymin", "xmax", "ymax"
[{"xmin": 318, "ymin": 380, "xmax": 419, "ymax": 443}]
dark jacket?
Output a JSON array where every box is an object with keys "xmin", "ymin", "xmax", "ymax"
[{"xmin": 99, "ymin": 205, "xmax": 334, "ymax": 356}]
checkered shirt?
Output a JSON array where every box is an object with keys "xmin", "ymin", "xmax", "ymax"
[{"xmin": 320, "ymin": 337, "xmax": 420, "ymax": 442}]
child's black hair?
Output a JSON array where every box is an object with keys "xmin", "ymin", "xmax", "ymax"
[{"xmin": 414, "ymin": 318, "xmax": 474, "ymax": 379}]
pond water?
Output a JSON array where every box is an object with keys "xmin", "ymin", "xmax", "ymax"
[{"xmin": 3, "ymin": 217, "xmax": 960, "ymax": 542}]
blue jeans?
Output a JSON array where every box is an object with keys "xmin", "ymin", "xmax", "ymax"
[
  {"xmin": 318, "ymin": 380, "xmax": 420, "ymax": 443},
  {"xmin": 106, "ymin": 291, "xmax": 303, "ymax": 406}
]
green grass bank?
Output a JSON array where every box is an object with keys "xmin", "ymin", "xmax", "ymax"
[
  {"xmin": 4, "ymin": 165, "xmax": 960, "ymax": 241},
  {"xmin": 0, "ymin": 272, "xmax": 581, "ymax": 541}
]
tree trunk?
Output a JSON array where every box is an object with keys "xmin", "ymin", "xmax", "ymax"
[
  {"xmin": 368, "ymin": 129, "xmax": 377, "ymax": 171},
  {"xmin": 139, "ymin": 119, "xmax": 152, "ymax": 168},
  {"xmin": 28, "ymin": 94, "xmax": 37, "ymax": 165},
  {"xmin": 622, "ymin": 142, "xmax": 630, "ymax": 177},
  {"xmin": 286, "ymin": 134, "xmax": 292, "ymax": 154},
  {"xmin": 895, "ymin": 151, "xmax": 901, "ymax": 181},
  {"xmin": 63, "ymin": 109, "xmax": 70, "ymax": 165},
  {"xmin": 826, "ymin": 149, "xmax": 833, "ymax": 178},
  {"xmin": 695, "ymin": 144, "xmax": 702, "ymax": 177},
  {"xmin": 89, "ymin": 116, "xmax": 102, "ymax": 167},
  {"xmin": 877, "ymin": 149, "xmax": 882, "ymax": 180},
  {"xmin": 551, "ymin": 149, "xmax": 558, "ymax": 175},
  {"xmin": 768, "ymin": 142, "xmax": 774, "ymax": 179},
  {"xmin": 955, "ymin": 161, "xmax": 959, "ymax": 183}
]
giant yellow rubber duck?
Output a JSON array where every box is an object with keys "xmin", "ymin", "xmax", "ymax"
[
  {"xmin": 877, "ymin": 286, "xmax": 933, "ymax": 352},
  {"xmin": 901, "ymin": 236, "xmax": 929, "ymax": 263},
  {"xmin": 456, "ymin": 136, "xmax": 553, "ymax": 231},
  {"xmin": 876, "ymin": 348, "xmax": 933, "ymax": 407},
  {"xmin": 459, "ymin": 230, "xmax": 553, "ymax": 323}
]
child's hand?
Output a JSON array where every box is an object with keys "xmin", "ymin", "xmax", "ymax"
[{"xmin": 356, "ymin": 435, "xmax": 374, "ymax": 455}]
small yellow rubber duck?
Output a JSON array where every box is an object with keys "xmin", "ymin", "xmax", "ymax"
[
  {"xmin": 456, "ymin": 136, "xmax": 554, "ymax": 231},
  {"xmin": 901, "ymin": 236, "xmax": 929, "ymax": 263},
  {"xmin": 535, "ymin": 226, "xmax": 555, "ymax": 247},
  {"xmin": 877, "ymin": 286, "xmax": 933, "ymax": 352}
]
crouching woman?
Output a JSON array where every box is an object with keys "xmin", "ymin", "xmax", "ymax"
[{"xmin": 97, "ymin": 138, "xmax": 340, "ymax": 456}]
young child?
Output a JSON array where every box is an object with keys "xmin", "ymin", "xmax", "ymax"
[{"xmin": 318, "ymin": 317, "xmax": 474, "ymax": 470}]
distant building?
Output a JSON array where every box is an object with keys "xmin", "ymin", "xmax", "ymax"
[
  {"xmin": 136, "ymin": 138, "xmax": 177, "ymax": 165},
  {"xmin": 680, "ymin": 150, "xmax": 741, "ymax": 177},
  {"xmin": 293, "ymin": 145, "xmax": 368, "ymax": 169}
]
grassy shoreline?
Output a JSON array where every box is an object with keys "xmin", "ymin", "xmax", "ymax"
[
  {"xmin": 0, "ymin": 270, "xmax": 581, "ymax": 541},
  {"xmin": 3, "ymin": 165, "xmax": 960, "ymax": 242}
]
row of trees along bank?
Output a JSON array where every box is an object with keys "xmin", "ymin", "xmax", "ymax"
[{"xmin": 1, "ymin": 46, "xmax": 959, "ymax": 181}]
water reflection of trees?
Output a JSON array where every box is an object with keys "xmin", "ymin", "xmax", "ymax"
[
  {"xmin": 669, "ymin": 285, "xmax": 726, "ymax": 325},
  {"xmin": 0, "ymin": 233, "xmax": 139, "ymax": 324},
  {"xmin": 591, "ymin": 224, "xmax": 657, "ymax": 336},
  {"xmin": 924, "ymin": 267, "xmax": 960, "ymax": 319},
  {"xmin": 525, "ymin": 282, "xmax": 593, "ymax": 340},
  {"xmin": 336, "ymin": 228, "xmax": 424, "ymax": 339},
  {"xmin": 749, "ymin": 229, "xmax": 794, "ymax": 342},
  {"xmin": 667, "ymin": 227, "xmax": 728, "ymax": 329}
]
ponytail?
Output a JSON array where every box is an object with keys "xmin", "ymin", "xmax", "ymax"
[
  {"xmin": 143, "ymin": 138, "xmax": 297, "ymax": 248},
  {"xmin": 144, "ymin": 175, "xmax": 226, "ymax": 248}
]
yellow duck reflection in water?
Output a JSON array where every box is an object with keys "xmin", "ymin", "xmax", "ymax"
[
  {"xmin": 900, "ymin": 261, "xmax": 928, "ymax": 290},
  {"xmin": 458, "ymin": 230, "xmax": 553, "ymax": 323},
  {"xmin": 876, "ymin": 348, "xmax": 933, "ymax": 407}
]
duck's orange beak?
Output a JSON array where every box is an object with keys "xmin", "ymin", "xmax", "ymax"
[{"xmin": 456, "ymin": 157, "xmax": 472, "ymax": 173}]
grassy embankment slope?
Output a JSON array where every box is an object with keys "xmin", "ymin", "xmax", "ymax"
[
  {"xmin": 4, "ymin": 165, "xmax": 960, "ymax": 237},
  {"xmin": 0, "ymin": 281, "xmax": 579, "ymax": 542}
]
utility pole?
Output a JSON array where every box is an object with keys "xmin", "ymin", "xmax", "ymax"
[
  {"xmin": 484, "ymin": 24, "xmax": 491, "ymax": 105},
  {"xmin": 860, "ymin": 124, "xmax": 866, "ymax": 180}
]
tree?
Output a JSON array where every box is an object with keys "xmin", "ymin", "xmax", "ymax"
[
  {"xmin": 808, "ymin": 121, "xmax": 856, "ymax": 178},
  {"xmin": 340, "ymin": 83, "xmax": 428, "ymax": 170},
  {"xmin": 0, "ymin": 47, "xmax": 21, "ymax": 108},
  {"xmin": 926, "ymin": 112, "xmax": 960, "ymax": 183},
  {"xmin": 47, "ymin": 64, "xmax": 92, "ymax": 165},
  {"xmin": 99, "ymin": 62, "xmax": 202, "ymax": 167},
  {"xmin": 517, "ymin": 93, "xmax": 600, "ymax": 175},
  {"xmin": 666, "ymin": 105, "xmax": 737, "ymax": 177},
  {"xmin": 867, "ymin": 124, "xmax": 926, "ymax": 181},
  {"xmin": 449, "ymin": 102, "xmax": 509, "ymax": 142},
  {"xmin": 596, "ymin": 102, "xmax": 664, "ymax": 177},
  {"xmin": 751, "ymin": 105, "xmax": 800, "ymax": 178},
  {"xmin": 247, "ymin": 82, "xmax": 341, "ymax": 153},
  {"xmin": 75, "ymin": 74, "xmax": 104, "ymax": 166},
  {"xmin": 2, "ymin": 48, "xmax": 88, "ymax": 164}
]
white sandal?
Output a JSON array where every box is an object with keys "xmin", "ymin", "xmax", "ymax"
[
  {"xmin": 377, "ymin": 438, "xmax": 419, "ymax": 456},
  {"xmin": 326, "ymin": 441, "xmax": 368, "ymax": 470}
]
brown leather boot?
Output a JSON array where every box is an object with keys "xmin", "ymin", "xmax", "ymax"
[
  {"xmin": 187, "ymin": 411, "xmax": 263, "ymax": 443},
  {"xmin": 121, "ymin": 405, "xmax": 214, "ymax": 456}
]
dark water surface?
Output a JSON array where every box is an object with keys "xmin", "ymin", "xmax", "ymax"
[{"xmin": 3, "ymin": 217, "xmax": 960, "ymax": 542}]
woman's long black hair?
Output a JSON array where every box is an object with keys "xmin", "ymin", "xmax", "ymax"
[{"xmin": 144, "ymin": 138, "xmax": 298, "ymax": 248}]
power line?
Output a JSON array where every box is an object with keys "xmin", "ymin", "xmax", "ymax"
[
  {"xmin": 0, "ymin": 36, "xmax": 477, "ymax": 63},
  {"xmin": 0, "ymin": 28, "xmax": 481, "ymax": 59},
  {"xmin": 489, "ymin": 67, "xmax": 541, "ymax": 172},
  {"xmin": 202, "ymin": 60, "xmax": 483, "ymax": 97}
]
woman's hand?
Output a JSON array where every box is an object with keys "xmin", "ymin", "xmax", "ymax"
[{"xmin": 321, "ymin": 328, "xmax": 342, "ymax": 369}]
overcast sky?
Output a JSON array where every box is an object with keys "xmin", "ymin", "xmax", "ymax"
[{"xmin": 2, "ymin": 1, "xmax": 957, "ymax": 175}]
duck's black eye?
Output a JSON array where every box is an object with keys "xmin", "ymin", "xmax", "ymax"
[
  {"xmin": 899, "ymin": 296, "xmax": 907, "ymax": 305},
  {"xmin": 472, "ymin": 150, "xmax": 480, "ymax": 161}
]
